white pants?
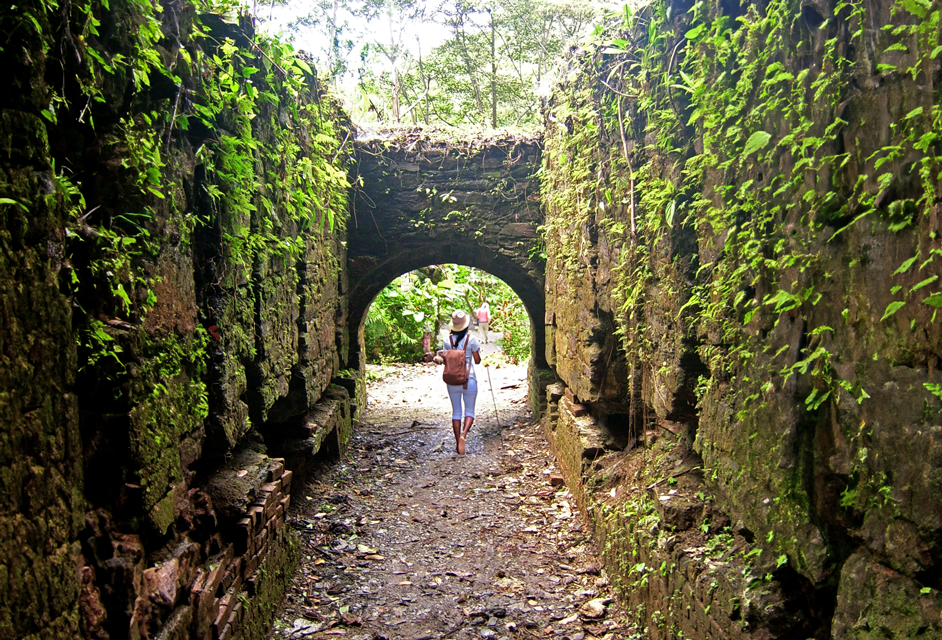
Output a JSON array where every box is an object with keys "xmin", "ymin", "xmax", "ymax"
[{"xmin": 447, "ymin": 378, "xmax": 478, "ymax": 419}]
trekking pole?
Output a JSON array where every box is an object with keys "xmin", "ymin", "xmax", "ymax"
[{"xmin": 486, "ymin": 365, "xmax": 501, "ymax": 428}]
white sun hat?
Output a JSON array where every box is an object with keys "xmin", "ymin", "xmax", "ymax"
[{"xmin": 449, "ymin": 310, "xmax": 470, "ymax": 331}]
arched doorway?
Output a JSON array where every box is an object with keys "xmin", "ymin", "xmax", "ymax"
[{"xmin": 347, "ymin": 246, "xmax": 546, "ymax": 373}]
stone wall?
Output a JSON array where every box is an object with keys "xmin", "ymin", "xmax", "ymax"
[
  {"xmin": 0, "ymin": 2, "xmax": 358, "ymax": 639},
  {"xmin": 542, "ymin": 0, "xmax": 942, "ymax": 637}
]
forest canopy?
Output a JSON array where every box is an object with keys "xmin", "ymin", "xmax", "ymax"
[{"xmin": 258, "ymin": 0, "xmax": 611, "ymax": 127}]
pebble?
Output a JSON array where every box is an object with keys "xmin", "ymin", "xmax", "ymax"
[{"xmin": 579, "ymin": 598, "xmax": 607, "ymax": 619}]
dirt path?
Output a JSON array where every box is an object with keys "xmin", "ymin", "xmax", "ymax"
[{"xmin": 269, "ymin": 363, "xmax": 627, "ymax": 640}]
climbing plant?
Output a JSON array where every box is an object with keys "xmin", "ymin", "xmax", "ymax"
[
  {"xmin": 545, "ymin": 0, "xmax": 942, "ymax": 413},
  {"xmin": 541, "ymin": 0, "xmax": 942, "ymax": 591},
  {"xmin": 1, "ymin": 0, "xmax": 352, "ymax": 508}
]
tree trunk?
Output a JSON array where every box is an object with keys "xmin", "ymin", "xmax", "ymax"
[
  {"xmin": 389, "ymin": 8, "xmax": 400, "ymax": 122},
  {"xmin": 417, "ymin": 37, "xmax": 430, "ymax": 124},
  {"xmin": 490, "ymin": 8, "xmax": 497, "ymax": 128},
  {"xmin": 453, "ymin": 17, "xmax": 483, "ymax": 119}
]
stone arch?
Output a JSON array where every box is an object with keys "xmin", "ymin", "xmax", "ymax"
[
  {"xmin": 345, "ymin": 131, "xmax": 549, "ymax": 402},
  {"xmin": 347, "ymin": 245, "xmax": 547, "ymax": 371}
]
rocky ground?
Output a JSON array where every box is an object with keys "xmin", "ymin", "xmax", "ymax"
[{"xmin": 267, "ymin": 360, "xmax": 629, "ymax": 640}]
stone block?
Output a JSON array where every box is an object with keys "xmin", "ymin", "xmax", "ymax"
[
  {"xmin": 281, "ymin": 470, "xmax": 293, "ymax": 494},
  {"xmin": 244, "ymin": 553, "xmax": 261, "ymax": 578},
  {"xmin": 212, "ymin": 596, "xmax": 231, "ymax": 640},
  {"xmin": 267, "ymin": 458, "xmax": 285, "ymax": 482},
  {"xmin": 191, "ymin": 569, "xmax": 221, "ymax": 640},
  {"xmin": 652, "ymin": 489, "xmax": 704, "ymax": 532},
  {"xmin": 219, "ymin": 558, "xmax": 243, "ymax": 595},
  {"xmin": 247, "ymin": 505, "xmax": 264, "ymax": 532},
  {"xmin": 832, "ymin": 553, "xmax": 942, "ymax": 639},
  {"xmin": 234, "ymin": 518, "xmax": 252, "ymax": 555},
  {"xmin": 547, "ymin": 383, "xmax": 565, "ymax": 402}
]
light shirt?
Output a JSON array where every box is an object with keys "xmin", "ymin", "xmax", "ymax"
[{"xmin": 443, "ymin": 333, "xmax": 480, "ymax": 380}]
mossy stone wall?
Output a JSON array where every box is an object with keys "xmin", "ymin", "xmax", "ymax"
[
  {"xmin": 0, "ymin": 109, "xmax": 85, "ymax": 640},
  {"xmin": 0, "ymin": 1, "xmax": 357, "ymax": 639},
  {"xmin": 542, "ymin": 0, "xmax": 942, "ymax": 636}
]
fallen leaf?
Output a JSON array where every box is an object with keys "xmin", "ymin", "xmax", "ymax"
[
  {"xmin": 365, "ymin": 554, "xmax": 385, "ymax": 561},
  {"xmin": 357, "ymin": 544, "xmax": 379, "ymax": 554}
]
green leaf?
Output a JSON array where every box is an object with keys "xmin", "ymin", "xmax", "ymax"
[
  {"xmin": 685, "ymin": 24, "xmax": 706, "ymax": 41},
  {"xmin": 665, "ymin": 199, "xmax": 676, "ymax": 228},
  {"xmin": 904, "ymin": 107, "xmax": 924, "ymax": 120},
  {"xmin": 901, "ymin": 0, "xmax": 928, "ymax": 17},
  {"xmin": 0, "ymin": 197, "xmax": 27, "ymax": 211},
  {"xmin": 241, "ymin": 66, "xmax": 259, "ymax": 77},
  {"xmin": 894, "ymin": 255, "xmax": 918, "ymax": 275},
  {"xmin": 293, "ymin": 58, "xmax": 312, "ymax": 74},
  {"xmin": 115, "ymin": 283, "xmax": 132, "ymax": 312},
  {"xmin": 912, "ymin": 276, "xmax": 938, "ymax": 292},
  {"xmin": 743, "ymin": 131, "xmax": 772, "ymax": 156},
  {"xmin": 881, "ymin": 301, "xmax": 906, "ymax": 321},
  {"xmin": 922, "ymin": 293, "xmax": 942, "ymax": 307}
]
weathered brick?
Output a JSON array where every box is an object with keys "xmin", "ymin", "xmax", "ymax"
[
  {"xmin": 267, "ymin": 458, "xmax": 285, "ymax": 482},
  {"xmin": 281, "ymin": 470, "xmax": 293, "ymax": 494}
]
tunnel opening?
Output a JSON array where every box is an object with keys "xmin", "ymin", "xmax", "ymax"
[
  {"xmin": 363, "ymin": 265, "xmax": 532, "ymax": 368},
  {"xmin": 346, "ymin": 242, "xmax": 553, "ymax": 419}
]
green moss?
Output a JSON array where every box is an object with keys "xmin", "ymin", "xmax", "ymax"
[
  {"xmin": 128, "ymin": 328, "xmax": 209, "ymax": 512},
  {"xmin": 232, "ymin": 529, "xmax": 301, "ymax": 640}
]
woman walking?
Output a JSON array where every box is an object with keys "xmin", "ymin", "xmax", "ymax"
[
  {"xmin": 476, "ymin": 301, "xmax": 491, "ymax": 343},
  {"xmin": 433, "ymin": 310, "xmax": 482, "ymax": 455}
]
